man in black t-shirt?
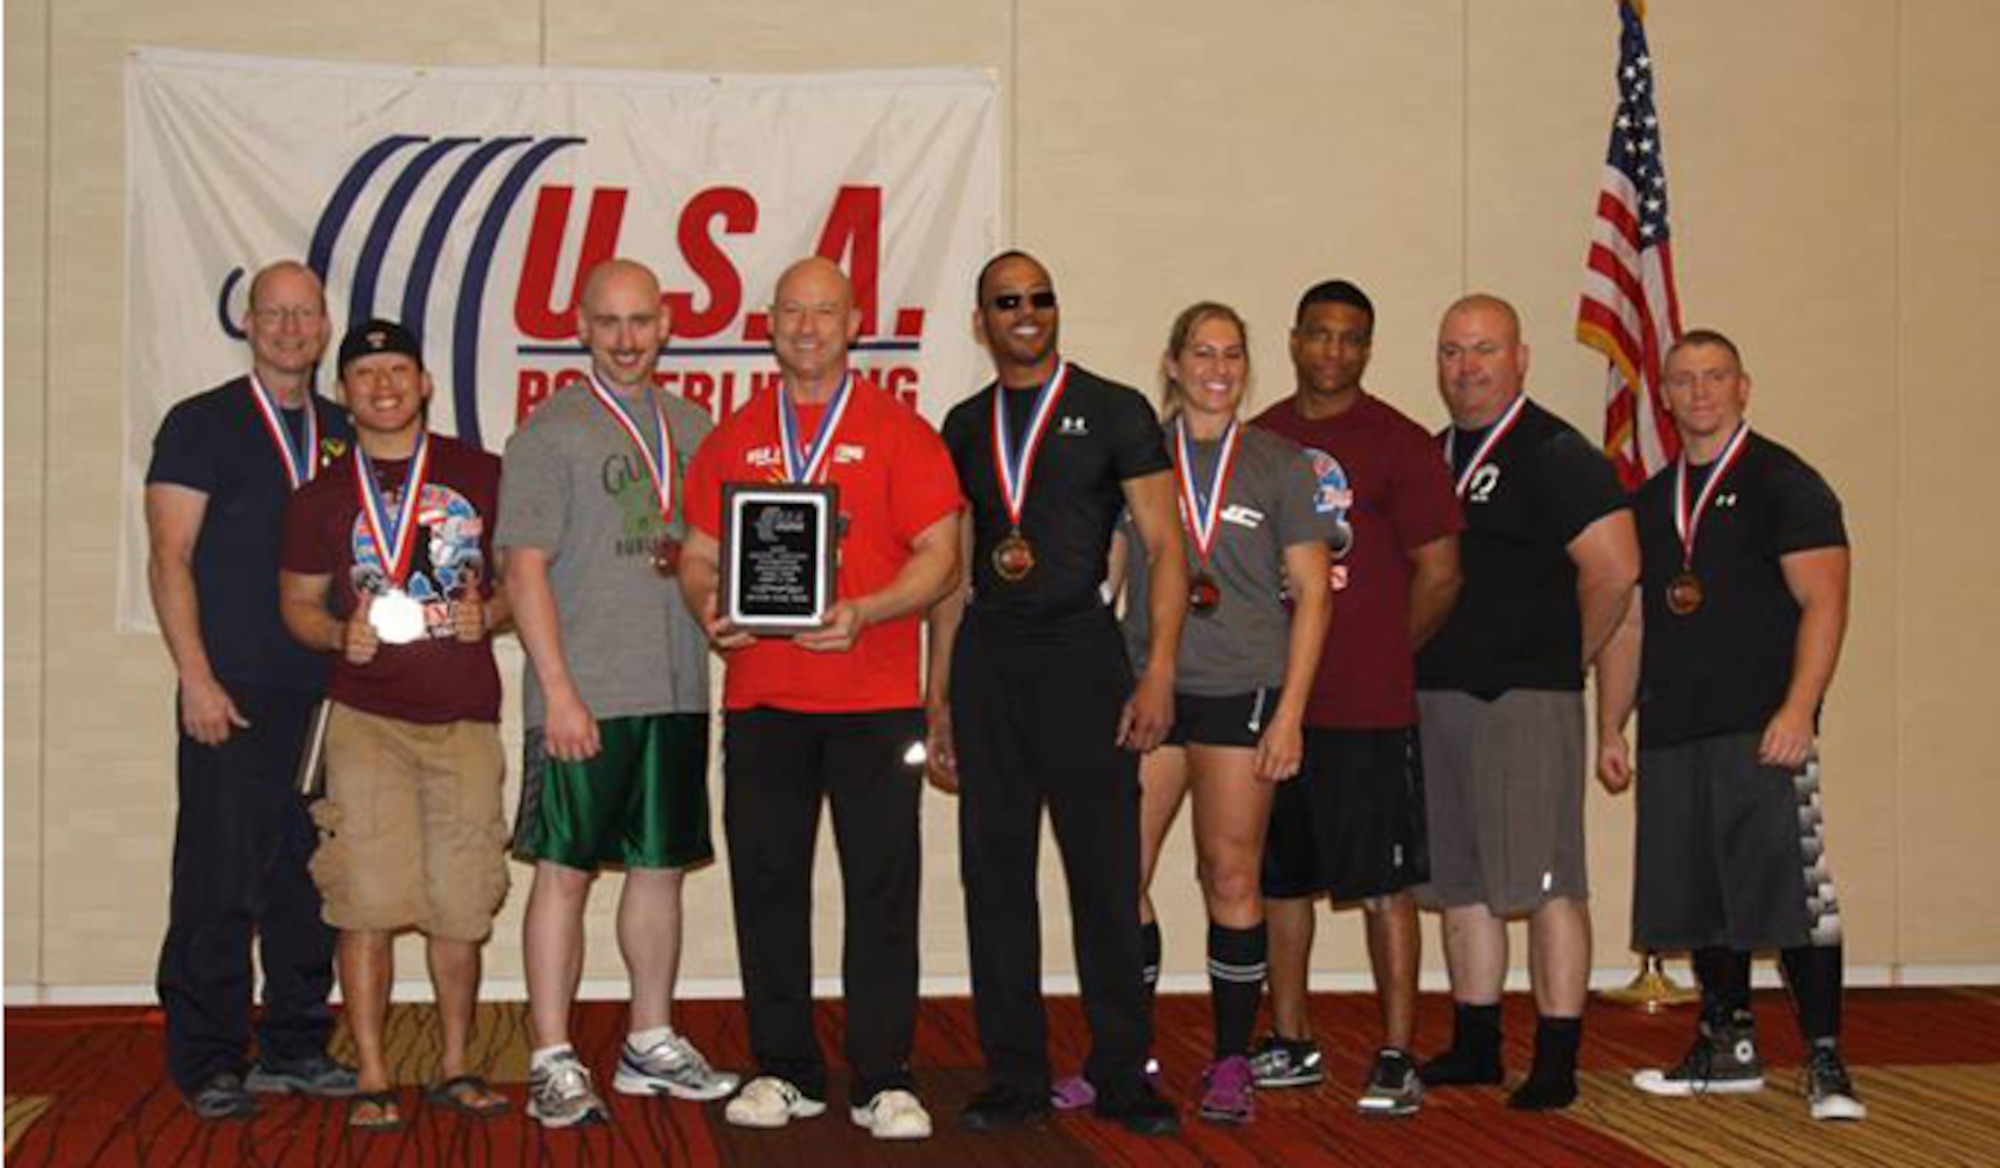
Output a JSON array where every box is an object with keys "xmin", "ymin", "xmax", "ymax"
[
  {"xmin": 927, "ymin": 250, "xmax": 1187, "ymax": 1136},
  {"xmin": 145, "ymin": 260, "xmax": 357, "ymax": 1120},
  {"xmin": 1413, "ymin": 295, "xmax": 1637, "ymax": 1111},
  {"xmin": 1597, "ymin": 330, "xmax": 1863, "ymax": 1122}
]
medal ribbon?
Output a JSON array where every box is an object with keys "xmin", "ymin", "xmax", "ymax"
[
  {"xmin": 1445, "ymin": 393, "xmax": 1528, "ymax": 498},
  {"xmin": 776, "ymin": 370, "xmax": 852, "ymax": 484},
  {"xmin": 1672, "ymin": 422, "xmax": 1751, "ymax": 570},
  {"xmin": 990, "ymin": 360, "xmax": 1072, "ymax": 527},
  {"xmin": 248, "ymin": 373, "xmax": 319, "ymax": 491},
  {"xmin": 587, "ymin": 375, "xmax": 676, "ymax": 526},
  {"xmin": 1173, "ymin": 416, "xmax": 1241, "ymax": 568},
  {"xmin": 353, "ymin": 431, "xmax": 432, "ymax": 587}
]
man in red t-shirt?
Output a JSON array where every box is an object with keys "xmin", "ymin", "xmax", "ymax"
[
  {"xmin": 1249, "ymin": 281, "xmax": 1463, "ymax": 1116},
  {"xmin": 679, "ymin": 257, "xmax": 962, "ymax": 1141},
  {"xmin": 279, "ymin": 319, "xmax": 512, "ymax": 1129}
]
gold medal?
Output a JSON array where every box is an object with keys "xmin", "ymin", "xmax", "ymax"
[
  {"xmin": 1189, "ymin": 573, "xmax": 1222, "ymax": 615},
  {"xmin": 1666, "ymin": 570, "xmax": 1704, "ymax": 616},
  {"xmin": 992, "ymin": 530, "xmax": 1036, "ymax": 583}
]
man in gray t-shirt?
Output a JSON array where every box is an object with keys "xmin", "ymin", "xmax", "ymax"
[{"xmin": 496, "ymin": 258, "xmax": 736, "ymax": 1129}]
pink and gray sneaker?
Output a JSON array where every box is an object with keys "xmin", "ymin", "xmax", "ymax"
[
  {"xmin": 1050, "ymin": 1075, "xmax": 1097, "ymax": 1111},
  {"xmin": 1199, "ymin": 1056, "xmax": 1255, "ymax": 1124},
  {"xmin": 1052, "ymin": 1057, "xmax": 1160, "ymax": 1112}
]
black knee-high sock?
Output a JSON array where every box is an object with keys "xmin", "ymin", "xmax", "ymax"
[
  {"xmin": 1780, "ymin": 943, "xmax": 1843, "ymax": 1044},
  {"xmin": 1207, "ymin": 923, "xmax": 1267, "ymax": 1060},
  {"xmin": 1693, "ymin": 946, "xmax": 1753, "ymax": 1022},
  {"xmin": 1140, "ymin": 920, "xmax": 1163, "ymax": 1026}
]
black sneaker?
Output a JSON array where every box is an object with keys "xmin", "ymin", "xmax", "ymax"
[
  {"xmin": 1804, "ymin": 1042, "xmax": 1867, "ymax": 1121},
  {"xmin": 1632, "ymin": 1012, "xmax": 1764, "ymax": 1097},
  {"xmin": 246, "ymin": 1053, "xmax": 359, "ymax": 1098},
  {"xmin": 1094, "ymin": 1080, "xmax": 1179, "ymax": 1136},
  {"xmin": 189, "ymin": 1072, "xmax": 257, "ymax": 1121},
  {"xmin": 960, "ymin": 1084, "xmax": 1051, "ymax": 1132},
  {"xmin": 1356, "ymin": 1048, "xmax": 1423, "ymax": 1116},
  {"xmin": 1248, "ymin": 1033, "xmax": 1324, "ymax": 1089}
]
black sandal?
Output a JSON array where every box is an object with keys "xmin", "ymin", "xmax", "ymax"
[
  {"xmin": 424, "ymin": 1074, "xmax": 511, "ymax": 1117},
  {"xmin": 347, "ymin": 1089, "xmax": 404, "ymax": 1130}
]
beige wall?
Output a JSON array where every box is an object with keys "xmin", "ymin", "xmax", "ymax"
[{"xmin": 8, "ymin": 0, "xmax": 1998, "ymax": 997}]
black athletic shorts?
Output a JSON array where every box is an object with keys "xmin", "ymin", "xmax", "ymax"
[
  {"xmin": 1261, "ymin": 726, "xmax": 1429, "ymax": 902},
  {"xmin": 1632, "ymin": 731, "xmax": 1843, "ymax": 952},
  {"xmin": 1164, "ymin": 687, "xmax": 1282, "ymax": 749}
]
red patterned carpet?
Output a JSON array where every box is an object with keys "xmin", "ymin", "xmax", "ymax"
[{"xmin": 8, "ymin": 988, "xmax": 2000, "ymax": 1166}]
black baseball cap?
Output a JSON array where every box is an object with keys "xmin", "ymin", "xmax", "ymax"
[{"xmin": 338, "ymin": 318, "xmax": 424, "ymax": 373}]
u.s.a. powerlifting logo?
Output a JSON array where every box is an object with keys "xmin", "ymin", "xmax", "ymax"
[{"xmin": 213, "ymin": 134, "xmax": 934, "ymax": 449}]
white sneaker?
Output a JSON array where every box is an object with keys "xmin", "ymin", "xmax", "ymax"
[
  {"xmin": 850, "ymin": 1088, "xmax": 932, "ymax": 1140},
  {"xmin": 612, "ymin": 1031, "xmax": 740, "ymax": 1101},
  {"xmin": 527, "ymin": 1051, "xmax": 607, "ymax": 1128},
  {"xmin": 723, "ymin": 1076, "xmax": 826, "ymax": 1129}
]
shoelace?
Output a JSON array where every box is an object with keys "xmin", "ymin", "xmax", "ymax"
[
  {"xmin": 1804, "ymin": 1047, "xmax": 1853, "ymax": 1096},
  {"xmin": 1679, "ymin": 1035, "xmax": 1718, "ymax": 1094},
  {"xmin": 537, "ymin": 1061, "xmax": 590, "ymax": 1099}
]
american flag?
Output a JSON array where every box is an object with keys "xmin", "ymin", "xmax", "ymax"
[{"xmin": 1577, "ymin": 0, "xmax": 1682, "ymax": 489}]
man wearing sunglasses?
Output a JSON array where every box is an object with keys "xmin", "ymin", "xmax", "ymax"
[{"xmin": 928, "ymin": 250, "xmax": 1188, "ymax": 1136}]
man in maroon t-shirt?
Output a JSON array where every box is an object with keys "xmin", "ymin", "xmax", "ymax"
[
  {"xmin": 1248, "ymin": 281, "xmax": 1463, "ymax": 1116},
  {"xmin": 279, "ymin": 320, "xmax": 512, "ymax": 1129}
]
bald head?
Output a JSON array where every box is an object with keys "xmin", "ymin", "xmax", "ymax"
[
  {"xmin": 247, "ymin": 260, "xmax": 326, "ymax": 316},
  {"xmin": 1436, "ymin": 292, "xmax": 1529, "ymax": 429},
  {"xmin": 581, "ymin": 257, "xmax": 664, "ymax": 312},
  {"xmin": 577, "ymin": 257, "xmax": 669, "ymax": 394},
  {"xmin": 1441, "ymin": 294, "xmax": 1522, "ymax": 346},
  {"xmin": 771, "ymin": 256, "xmax": 859, "ymax": 397}
]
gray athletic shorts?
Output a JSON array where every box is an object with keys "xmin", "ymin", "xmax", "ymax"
[
  {"xmin": 1415, "ymin": 689, "xmax": 1588, "ymax": 915},
  {"xmin": 1633, "ymin": 732, "xmax": 1843, "ymax": 952}
]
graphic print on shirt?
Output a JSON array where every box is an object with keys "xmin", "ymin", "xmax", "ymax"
[
  {"xmin": 348, "ymin": 482, "xmax": 486, "ymax": 638},
  {"xmin": 1298, "ymin": 446, "xmax": 1356, "ymax": 593},
  {"xmin": 604, "ymin": 451, "xmax": 674, "ymax": 559}
]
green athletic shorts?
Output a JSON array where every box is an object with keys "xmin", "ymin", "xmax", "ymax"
[{"xmin": 512, "ymin": 712, "xmax": 712, "ymax": 871}]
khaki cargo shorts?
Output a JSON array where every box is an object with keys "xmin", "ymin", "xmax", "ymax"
[{"xmin": 309, "ymin": 702, "xmax": 510, "ymax": 941}]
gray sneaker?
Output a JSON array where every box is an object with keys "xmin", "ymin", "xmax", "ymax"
[
  {"xmin": 244, "ymin": 1053, "xmax": 358, "ymax": 1098},
  {"xmin": 1632, "ymin": 1011, "xmax": 1765, "ymax": 1097},
  {"xmin": 1804, "ymin": 1042, "xmax": 1867, "ymax": 1122},
  {"xmin": 612, "ymin": 1031, "xmax": 740, "ymax": 1101},
  {"xmin": 528, "ymin": 1051, "xmax": 608, "ymax": 1128},
  {"xmin": 1248, "ymin": 1034, "xmax": 1324, "ymax": 1089},
  {"xmin": 1356, "ymin": 1048, "xmax": 1423, "ymax": 1117}
]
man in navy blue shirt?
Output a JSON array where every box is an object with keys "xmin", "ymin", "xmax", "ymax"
[{"xmin": 146, "ymin": 260, "xmax": 358, "ymax": 1120}]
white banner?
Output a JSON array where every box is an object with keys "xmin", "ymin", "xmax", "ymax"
[{"xmin": 121, "ymin": 49, "xmax": 1000, "ymax": 631}]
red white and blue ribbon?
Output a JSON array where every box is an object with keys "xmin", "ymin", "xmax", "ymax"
[
  {"xmin": 353, "ymin": 431, "xmax": 432, "ymax": 587},
  {"xmin": 1445, "ymin": 393, "xmax": 1528, "ymax": 499},
  {"xmin": 990, "ymin": 361, "xmax": 1071, "ymax": 528},
  {"xmin": 587, "ymin": 374, "xmax": 676, "ymax": 526},
  {"xmin": 247, "ymin": 373, "xmax": 319, "ymax": 491},
  {"xmin": 1173, "ymin": 415, "xmax": 1241, "ymax": 567},
  {"xmin": 776, "ymin": 371, "xmax": 852, "ymax": 484},
  {"xmin": 1672, "ymin": 422, "xmax": 1750, "ymax": 569}
]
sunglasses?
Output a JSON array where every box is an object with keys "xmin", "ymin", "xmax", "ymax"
[{"xmin": 988, "ymin": 290, "xmax": 1058, "ymax": 312}]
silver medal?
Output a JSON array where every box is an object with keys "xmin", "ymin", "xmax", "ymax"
[{"xmin": 369, "ymin": 588, "xmax": 427, "ymax": 645}]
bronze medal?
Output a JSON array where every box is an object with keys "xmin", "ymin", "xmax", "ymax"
[
  {"xmin": 653, "ymin": 536, "xmax": 683, "ymax": 578},
  {"xmin": 1666, "ymin": 570, "xmax": 1703, "ymax": 616},
  {"xmin": 1190, "ymin": 573, "xmax": 1222, "ymax": 615},
  {"xmin": 992, "ymin": 530, "xmax": 1035, "ymax": 582}
]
